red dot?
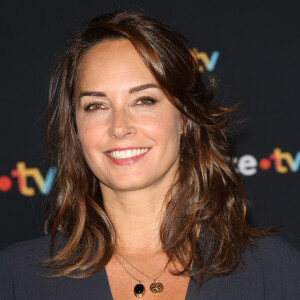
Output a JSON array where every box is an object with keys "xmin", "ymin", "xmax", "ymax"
[
  {"xmin": 259, "ymin": 158, "xmax": 271, "ymax": 170},
  {"xmin": 0, "ymin": 176, "xmax": 13, "ymax": 192}
]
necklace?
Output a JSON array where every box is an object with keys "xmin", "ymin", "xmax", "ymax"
[{"xmin": 115, "ymin": 253, "xmax": 168, "ymax": 298}]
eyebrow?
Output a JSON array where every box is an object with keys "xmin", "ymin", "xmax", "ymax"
[
  {"xmin": 78, "ymin": 83, "xmax": 160, "ymax": 100},
  {"xmin": 129, "ymin": 83, "xmax": 160, "ymax": 94}
]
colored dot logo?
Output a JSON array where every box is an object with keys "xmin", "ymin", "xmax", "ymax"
[
  {"xmin": 259, "ymin": 158, "xmax": 272, "ymax": 170},
  {"xmin": 0, "ymin": 176, "xmax": 12, "ymax": 192}
]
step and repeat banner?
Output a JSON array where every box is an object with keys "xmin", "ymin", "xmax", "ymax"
[{"xmin": 0, "ymin": 1, "xmax": 299, "ymax": 250}]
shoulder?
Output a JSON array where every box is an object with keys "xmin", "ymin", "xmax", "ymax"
[
  {"xmin": 0, "ymin": 234, "xmax": 72, "ymax": 279},
  {"xmin": 243, "ymin": 234, "xmax": 300, "ymax": 299},
  {"xmin": 0, "ymin": 234, "xmax": 66, "ymax": 270},
  {"xmin": 190, "ymin": 234, "xmax": 300, "ymax": 299},
  {"xmin": 0, "ymin": 235, "xmax": 54, "ymax": 281},
  {"xmin": 1, "ymin": 235, "xmax": 51, "ymax": 261},
  {"xmin": 0, "ymin": 236, "xmax": 51, "ymax": 299},
  {"xmin": 247, "ymin": 234, "xmax": 300, "ymax": 267},
  {"xmin": 0, "ymin": 235, "xmax": 52, "ymax": 277},
  {"xmin": 0, "ymin": 235, "xmax": 111, "ymax": 300},
  {"xmin": 253, "ymin": 233, "xmax": 299, "ymax": 253}
]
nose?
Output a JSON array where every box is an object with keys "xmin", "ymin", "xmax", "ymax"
[{"xmin": 110, "ymin": 108, "xmax": 136, "ymax": 139}]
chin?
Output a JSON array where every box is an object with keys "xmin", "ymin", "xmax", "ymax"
[{"xmin": 103, "ymin": 176, "xmax": 151, "ymax": 192}]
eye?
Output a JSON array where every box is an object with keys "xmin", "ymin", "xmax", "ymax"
[
  {"xmin": 84, "ymin": 102, "xmax": 106, "ymax": 112},
  {"xmin": 136, "ymin": 97, "xmax": 157, "ymax": 106}
]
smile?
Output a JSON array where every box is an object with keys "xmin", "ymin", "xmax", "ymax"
[{"xmin": 105, "ymin": 147, "xmax": 151, "ymax": 160}]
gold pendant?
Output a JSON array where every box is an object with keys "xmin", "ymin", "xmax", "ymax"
[{"xmin": 150, "ymin": 280, "xmax": 164, "ymax": 293}]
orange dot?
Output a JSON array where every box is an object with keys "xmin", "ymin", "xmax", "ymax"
[
  {"xmin": 259, "ymin": 158, "xmax": 271, "ymax": 170},
  {"xmin": 0, "ymin": 176, "xmax": 12, "ymax": 192}
]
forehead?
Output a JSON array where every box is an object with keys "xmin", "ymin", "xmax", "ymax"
[{"xmin": 75, "ymin": 39, "xmax": 157, "ymax": 92}]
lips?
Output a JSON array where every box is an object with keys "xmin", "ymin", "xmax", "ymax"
[{"xmin": 104, "ymin": 147, "xmax": 151, "ymax": 166}]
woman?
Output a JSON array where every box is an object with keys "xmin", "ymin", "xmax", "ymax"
[{"xmin": 1, "ymin": 10, "xmax": 300, "ymax": 300}]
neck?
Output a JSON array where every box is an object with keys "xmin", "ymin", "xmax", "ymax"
[
  {"xmin": 101, "ymin": 177, "xmax": 175, "ymax": 255},
  {"xmin": 102, "ymin": 186, "xmax": 169, "ymax": 254}
]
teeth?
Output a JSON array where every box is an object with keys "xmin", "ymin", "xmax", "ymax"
[
  {"xmin": 107, "ymin": 148, "xmax": 150, "ymax": 159},
  {"xmin": 120, "ymin": 151, "xmax": 126, "ymax": 159}
]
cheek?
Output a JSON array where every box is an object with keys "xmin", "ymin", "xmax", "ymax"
[
  {"xmin": 77, "ymin": 124, "xmax": 92, "ymax": 149},
  {"xmin": 76, "ymin": 119, "xmax": 104, "ymax": 154},
  {"xmin": 142, "ymin": 112, "xmax": 181, "ymax": 148}
]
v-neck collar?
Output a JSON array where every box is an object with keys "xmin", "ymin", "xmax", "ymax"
[{"xmin": 102, "ymin": 265, "xmax": 197, "ymax": 300}]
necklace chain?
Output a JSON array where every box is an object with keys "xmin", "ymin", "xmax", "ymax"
[{"xmin": 115, "ymin": 253, "xmax": 168, "ymax": 283}]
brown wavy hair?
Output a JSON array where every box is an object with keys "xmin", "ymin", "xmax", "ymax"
[{"xmin": 45, "ymin": 10, "xmax": 270, "ymax": 288}]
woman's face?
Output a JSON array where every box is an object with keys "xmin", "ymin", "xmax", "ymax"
[{"xmin": 75, "ymin": 39, "xmax": 182, "ymax": 192}]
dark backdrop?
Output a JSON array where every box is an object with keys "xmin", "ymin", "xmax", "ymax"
[{"xmin": 1, "ymin": 0, "xmax": 299, "ymax": 250}]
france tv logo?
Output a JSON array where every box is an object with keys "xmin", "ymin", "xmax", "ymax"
[
  {"xmin": 235, "ymin": 148, "xmax": 300, "ymax": 176},
  {"xmin": 192, "ymin": 48, "xmax": 220, "ymax": 72},
  {"xmin": 0, "ymin": 162, "xmax": 57, "ymax": 196}
]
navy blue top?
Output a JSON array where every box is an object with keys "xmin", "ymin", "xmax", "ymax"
[{"xmin": 1, "ymin": 234, "xmax": 300, "ymax": 299}]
